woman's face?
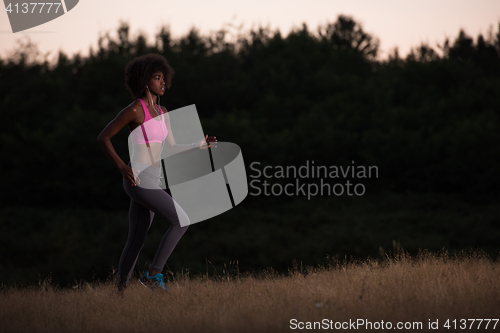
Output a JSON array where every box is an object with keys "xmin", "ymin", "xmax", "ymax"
[{"xmin": 148, "ymin": 71, "xmax": 166, "ymax": 96}]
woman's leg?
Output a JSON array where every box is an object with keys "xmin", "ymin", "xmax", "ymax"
[
  {"xmin": 116, "ymin": 193, "xmax": 155, "ymax": 289},
  {"xmin": 150, "ymin": 196, "xmax": 190, "ymax": 273},
  {"xmin": 126, "ymin": 183, "xmax": 190, "ymax": 274}
]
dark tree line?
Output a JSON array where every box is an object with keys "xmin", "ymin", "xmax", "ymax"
[{"xmin": 2, "ymin": 15, "xmax": 499, "ymax": 210}]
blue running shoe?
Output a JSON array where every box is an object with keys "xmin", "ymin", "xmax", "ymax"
[{"xmin": 139, "ymin": 271, "xmax": 167, "ymax": 291}]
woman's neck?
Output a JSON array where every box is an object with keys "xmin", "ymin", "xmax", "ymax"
[{"xmin": 141, "ymin": 91, "xmax": 157, "ymax": 106}]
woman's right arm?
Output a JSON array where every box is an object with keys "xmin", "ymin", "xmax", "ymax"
[{"xmin": 97, "ymin": 104, "xmax": 141, "ymax": 185}]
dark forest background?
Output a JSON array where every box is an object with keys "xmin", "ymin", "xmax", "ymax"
[{"xmin": 1, "ymin": 15, "xmax": 500, "ymax": 286}]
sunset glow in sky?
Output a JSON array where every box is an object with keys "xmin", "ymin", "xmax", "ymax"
[{"xmin": 1, "ymin": 0, "xmax": 499, "ymax": 61}]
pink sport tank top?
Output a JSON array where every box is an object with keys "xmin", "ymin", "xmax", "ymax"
[{"xmin": 129, "ymin": 98, "xmax": 168, "ymax": 144}]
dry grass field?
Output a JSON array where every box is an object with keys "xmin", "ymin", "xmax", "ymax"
[{"xmin": 1, "ymin": 251, "xmax": 499, "ymax": 333}]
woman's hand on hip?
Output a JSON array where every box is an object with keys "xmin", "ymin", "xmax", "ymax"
[{"xmin": 120, "ymin": 165, "xmax": 141, "ymax": 186}]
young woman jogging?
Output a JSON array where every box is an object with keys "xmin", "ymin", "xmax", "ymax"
[{"xmin": 97, "ymin": 53, "xmax": 216, "ymax": 293}]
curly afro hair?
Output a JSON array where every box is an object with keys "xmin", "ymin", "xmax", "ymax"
[{"xmin": 124, "ymin": 54, "xmax": 175, "ymax": 99}]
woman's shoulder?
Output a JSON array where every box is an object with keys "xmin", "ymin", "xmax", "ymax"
[
  {"xmin": 159, "ymin": 105, "xmax": 168, "ymax": 113},
  {"xmin": 118, "ymin": 100, "xmax": 145, "ymax": 124},
  {"xmin": 122, "ymin": 100, "xmax": 144, "ymax": 114}
]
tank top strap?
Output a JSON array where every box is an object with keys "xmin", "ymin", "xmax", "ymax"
[
  {"xmin": 157, "ymin": 104, "xmax": 165, "ymax": 121},
  {"xmin": 138, "ymin": 98, "xmax": 152, "ymax": 121}
]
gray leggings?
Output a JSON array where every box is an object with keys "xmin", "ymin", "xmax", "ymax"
[{"xmin": 116, "ymin": 162, "xmax": 189, "ymax": 288}]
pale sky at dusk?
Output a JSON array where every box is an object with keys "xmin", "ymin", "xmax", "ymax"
[{"xmin": 1, "ymin": 0, "xmax": 499, "ymax": 61}]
